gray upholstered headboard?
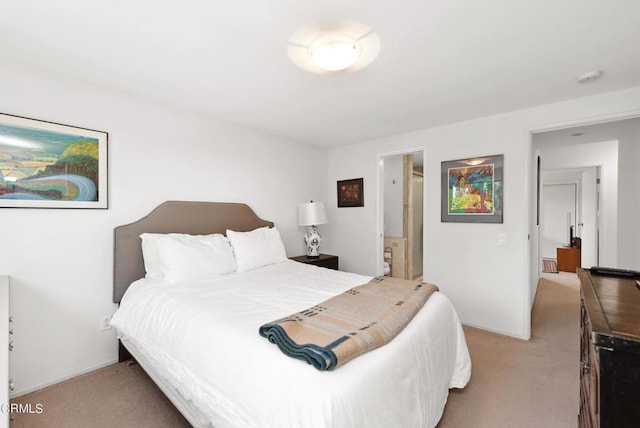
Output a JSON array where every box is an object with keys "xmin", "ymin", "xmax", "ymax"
[{"xmin": 113, "ymin": 201, "xmax": 274, "ymax": 303}]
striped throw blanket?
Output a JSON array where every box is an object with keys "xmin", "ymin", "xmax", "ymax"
[{"xmin": 259, "ymin": 276, "xmax": 439, "ymax": 371}]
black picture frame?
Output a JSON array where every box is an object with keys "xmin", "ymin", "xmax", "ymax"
[
  {"xmin": 441, "ymin": 154, "xmax": 503, "ymax": 223},
  {"xmin": 337, "ymin": 178, "xmax": 364, "ymax": 208}
]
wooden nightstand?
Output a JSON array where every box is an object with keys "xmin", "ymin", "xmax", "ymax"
[{"xmin": 290, "ymin": 254, "xmax": 339, "ymax": 270}]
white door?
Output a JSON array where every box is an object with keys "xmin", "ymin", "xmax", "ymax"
[
  {"xmin": 542, "ymin": 183, "xmax": 576, "ymax": 259},
  {"xmin": 580, "ymin": 168, "xmax": 598, "ymax": 268}
]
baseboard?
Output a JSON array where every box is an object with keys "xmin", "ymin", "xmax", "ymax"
[
  {"xmin": 462, "ymin": 321, "xmax": 529, "ymax": 341},
  {"xmin": 10, "ymin": 358, "xmax": 119, "ymax": 398}
]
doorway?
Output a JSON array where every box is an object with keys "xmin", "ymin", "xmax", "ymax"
[
  {"xmin": 528, "ymin": 116, "xmax": 640, "ymax": 321},
  {"xmin": 539, "ymin": 167, "xmax": 599, "ymax": 272},
  {"xmin": 532, "ymin": 132, "xmax": 620, "ymax": 286},
  {"xmin": 378, "ymin": 149, "xmax": 425, "ymax": 280}
]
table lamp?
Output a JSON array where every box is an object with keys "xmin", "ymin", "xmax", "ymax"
[{"xmin": 298, "ymin": 201, "xmax": 328, "ymax": 258}]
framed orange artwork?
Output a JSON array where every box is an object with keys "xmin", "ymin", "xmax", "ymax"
[{"xmin": 337, "ymin": 178, "xmax": 363, "ymax": 208}]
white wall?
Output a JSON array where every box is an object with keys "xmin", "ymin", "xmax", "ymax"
[
  {"xmin": 541, "ymin": 182, "xmax": 577, "ymax": 258},
  {"xmin": 326, "ymin": 86, "xmax": 640, "ymax": 339},
  {"xmin": 616, "ymin": 120, "xmax": 640, "ymax": 269},
  {"xmin": 0, "ymin": 61, "xmax": 327, "ymax": 396},
  {"xmin": 529, "ymin": 151, "xmax": 541, "ymax": 303}
]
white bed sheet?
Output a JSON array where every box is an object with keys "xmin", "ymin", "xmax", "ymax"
[{"xmin": 111, "ymin": 260, "xmax": 471, "ymax": 428}]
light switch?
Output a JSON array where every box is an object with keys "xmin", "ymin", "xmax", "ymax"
[{"xmin": 498, "ymin": 234, "xmax": 507, "ymax": 246}]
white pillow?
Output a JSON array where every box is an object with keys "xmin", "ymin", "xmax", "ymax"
[
  {"xmin": 140, "ymin": 233, "xmax": 236, "ymax": 282},
  {"xmin": 226, "ymin": 226, "xmax": 287, "ymax": 272},
  {"xmin": 140, "ymin": 233, "xmax": 172, "ymax": 280}
]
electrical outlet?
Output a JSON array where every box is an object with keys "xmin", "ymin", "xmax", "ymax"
[{"xmin": 100, "ymin": 314, "xmax": 113, "ymax": 331}]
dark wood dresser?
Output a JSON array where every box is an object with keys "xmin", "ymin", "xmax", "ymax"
[{"xmin": 578, "ymin": 268, "xmax": 640, "ymax": 428}]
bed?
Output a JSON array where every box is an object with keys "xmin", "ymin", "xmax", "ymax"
[{"xmin": 110, "ymin": 201, "xmax": 471, "ymax": 428}]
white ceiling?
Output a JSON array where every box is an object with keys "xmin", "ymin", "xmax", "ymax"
[{"xmin": 1, "ymin": 1, "xmax": 640, "ymax": 147}]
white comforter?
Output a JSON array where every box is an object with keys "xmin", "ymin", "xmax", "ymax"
[{"xmin": 111, "ymin": 260, "xmax": 471, "ymax": 428}]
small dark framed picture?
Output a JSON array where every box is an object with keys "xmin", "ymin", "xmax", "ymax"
[{"xmin": 337, "ymin": 178, "xmax": 364, "ymax": 208}]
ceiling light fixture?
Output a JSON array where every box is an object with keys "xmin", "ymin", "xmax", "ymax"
[
  {"xmin": 577, "ymin": 70, "xmax": 603, "ymax": 84},
  {"xmin": 308, "ymin": 38, "xmax": 361, "ymax": 71},
  {"xmin": 288, "ymin": 20, "xmax": 380, "ymax": 74}
]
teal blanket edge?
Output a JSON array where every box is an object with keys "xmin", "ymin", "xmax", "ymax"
[{"xmin": 259, "ymin": 324, "xmax": 338, "ymax": 371}]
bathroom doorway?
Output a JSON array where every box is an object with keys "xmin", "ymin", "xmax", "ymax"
[{"xmin": 378, "ymin": 149, "xmax": 425, "ymax": 280}]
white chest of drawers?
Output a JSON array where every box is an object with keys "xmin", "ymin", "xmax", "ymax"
[{"xmin": 0, "ymin": 276, "xmax": 9, "ymax": 428}]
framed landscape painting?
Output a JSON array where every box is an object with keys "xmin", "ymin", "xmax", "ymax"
[
  {"xmin": 0, "ymin": 113, "xmax": 107, "ymax": 208},
  {"xmin": 441, "ymin": 154, "xmax": 503, "ymax": 223}
]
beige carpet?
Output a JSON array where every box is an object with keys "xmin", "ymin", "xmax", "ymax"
[
  {"xmin": 10, "ymin": 362, "xmax": 190, "ymax": 428},
  {"xmin": 438, "ymin": 273, "xmax": 580, "ymax": 427},
  {"xmin": 12, "ymin": 274, "xmax": 579, "ymax": 428}
]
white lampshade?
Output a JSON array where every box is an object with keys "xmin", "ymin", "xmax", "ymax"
[{"xmin": 298, "ymin": 201, "xmax": 328, "ymax": 226}]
